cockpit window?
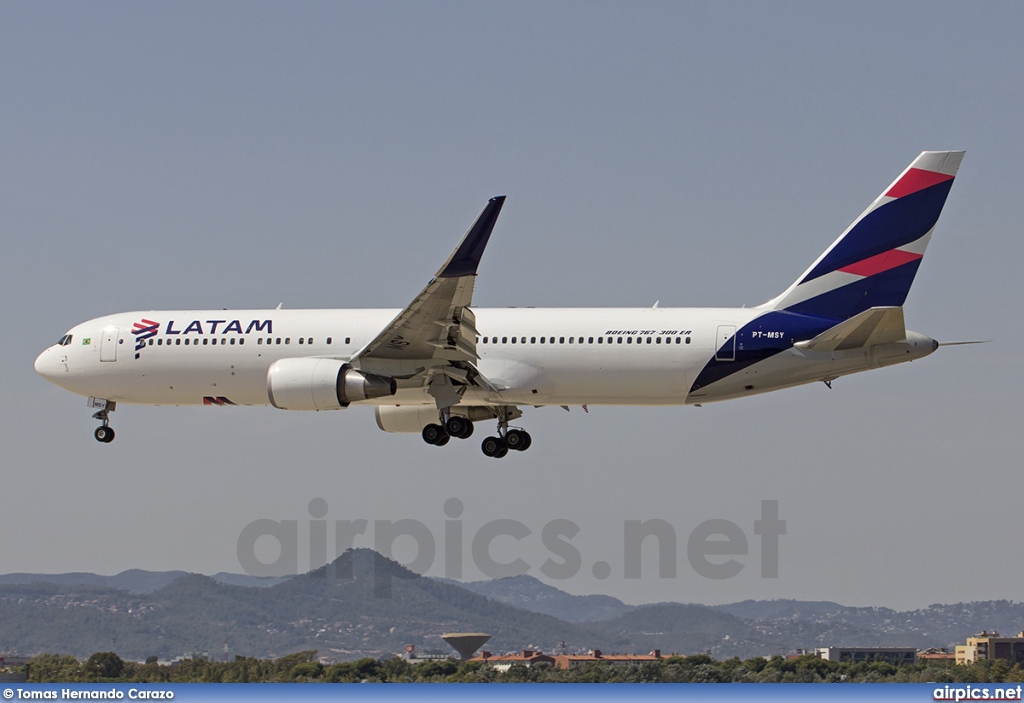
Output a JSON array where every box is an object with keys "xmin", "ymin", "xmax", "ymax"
[{"xmin": 57, "ymin": 334, "xmax": 73, "ymax": 346}]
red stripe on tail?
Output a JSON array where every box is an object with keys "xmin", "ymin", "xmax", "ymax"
[
  {"xmin": 885, "ymin": 168, "xmax": 953, "ymax": 199},
  {"xmin": 838, "ymin": 249, "xmax": 923, "ymax": 277}
]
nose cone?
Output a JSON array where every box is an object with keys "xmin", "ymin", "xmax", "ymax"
[{"xmin": 34, "ymin": 346, "xmax": 62, "ymax": 381}]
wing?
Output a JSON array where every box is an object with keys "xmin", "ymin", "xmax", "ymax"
[{"xmin": 353, "ymin": 197, "xmax": 506, "ymax": 405}]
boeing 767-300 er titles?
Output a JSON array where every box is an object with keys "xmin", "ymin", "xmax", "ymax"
[{"xmin": 35, "ymin": 151, "xmax": 964, "ymax": 457}]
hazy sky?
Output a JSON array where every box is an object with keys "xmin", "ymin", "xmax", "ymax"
[{"xmin": 2, "ymin": 1, "xmax": 1021, "ymax": 612}]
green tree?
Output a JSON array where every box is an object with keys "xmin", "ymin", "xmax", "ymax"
[
  {"xmin": 26, "ymin": 654, "xmax": 83, "ymax": 683},
  {"xmin": 84, "ymin": 652, "xmax": 125, "ymax": 681}
]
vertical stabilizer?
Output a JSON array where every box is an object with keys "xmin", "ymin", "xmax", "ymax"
[{"xmin": 762, "ymin": 151, "xmax": 964, "ymax": 320}]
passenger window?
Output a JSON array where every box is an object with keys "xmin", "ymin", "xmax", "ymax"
[
  {"xmin": 627, "ymin": 337, "xmax": 633, "ymax": 344},
  {"xmin": 685, "ymin": 336, "xmax": 691, "ymax": 344},
  {"xmin": 258, "ymin": 338, "xmax": 263, "ymax": 345},
  {"xmin": 502, "ymin": 337, "xmax": 508, "ymax": 344},
  {"xmin": 239, "ymin": 338, "xmax": 245, "ymax": 345},
  {"xmin": 617, "ymin": 337, "xmax": 622, "ymax": 344},
  {"xmin": 299, "ymin": 338, "xmax": 304, "ymax": 345},
  {"xmin": 559, "ymin": 337, "xmax": 565, "ymax": 344},
  {"xmin": 327, "ymin": 337, "xmax": 332, "ymax": 345},
  {"xmin": 184, "ymin": 339, "xmax": 189, "ymax": 345},
  {"xmin": 656, "ymin": 337, "xmax": 662, "ymax": 344},
  {"xmin": 539, "ymin": 337, "xmax": 545, "ymax": 344},
  {"xmin": 511, "ymin": 337, "xmax": 517, "ymax": 344},
  {"xmin": 345, "ymin": 337, "xmax": 351, "ymax": 344},
  {"xmin": 588, "ymin": 337, "xmax": 594, "ymax": 344},
  {"xmin": 598, "ymin": 337, "xmax": 603, "ymax": 344},
  {"xmin": 646, "ymin": 337, "xmax": 652, "ymax": 344},
  {"xmin": 285, "ymin": 338, "xmax": 290, "ymax": 344},
  {"xmin": 203, "ymin": 339, "xmax": 209, "ymax": 345},
  {"xmin": 148, "ymin": 339, "xmax": 153, "ymax": 346},
  {"xmin": 531, "ymin": 337, "xmax": 536, "ymax": 344},
  {"xmin": 276, "ymin": 338, "xmax": 282, "ymax": 345}
]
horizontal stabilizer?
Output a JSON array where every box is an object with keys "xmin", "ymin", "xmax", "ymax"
[{"xmin": 795, "ymin": 307, "xmax": 906, "ymax": 352}]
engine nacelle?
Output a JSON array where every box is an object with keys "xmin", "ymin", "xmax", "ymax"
[{"xmin": 267, "ymin": 358, "xmax": 396, "ymax": 411}]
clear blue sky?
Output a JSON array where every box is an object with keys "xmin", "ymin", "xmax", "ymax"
[{"xmin": 2, "ymin": 1, "xmax": 1021, "ymax": 611}]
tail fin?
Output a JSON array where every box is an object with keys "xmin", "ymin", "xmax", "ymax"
[{"xmin": 763, "ymin": 151, "xmax": 965, "ymax": 320}]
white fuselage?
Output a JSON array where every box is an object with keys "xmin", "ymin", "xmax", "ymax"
[{"xmin": 33, "ymin": 306, "xmax": 937, "ymax": 411}]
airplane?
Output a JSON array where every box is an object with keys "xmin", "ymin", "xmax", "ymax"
[{"xmin": 35, "ymin": 150, "xmax": 964, "ymax": 458}]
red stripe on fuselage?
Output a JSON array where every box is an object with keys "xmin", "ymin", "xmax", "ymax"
[
  {"xmin": 885, "ymin": 168, "xmax": 953, "ymax": 199},
  {"xmin": 838, "ymin": 249, "xmax": 922, "ymax": 277}
]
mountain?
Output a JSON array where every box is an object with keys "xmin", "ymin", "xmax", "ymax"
[
  {"xmin": 0, "ymin": 570, "xmax": 189, "ymax": 594},
  {"xmin": 590, "ymin": 603, "xmax": 773, "ymax": 657},
  {"xmin": 711, "ymin": 599, "xmax": 847, "ymax": 620},
  {"xmin": 0, "ymin": 569, "xmax": 289, "ymax": 593},
  {"xmin": 4, "ymin": 555, "xmax": 1023, "ymax": 662},
  {"xmin": 437, "ymin": 574, "xmax": 635, "ymax": 622},
  {"xmin": 0, "ymin": 550, "xmax": 618, "ymax": 661}
]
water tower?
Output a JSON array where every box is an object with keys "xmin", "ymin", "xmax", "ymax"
[{"xmin": 441, "ymin": 632, "xmax": 491, "ymax": 660}]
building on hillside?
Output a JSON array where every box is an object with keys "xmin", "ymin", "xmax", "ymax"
[
  {"xmin": 552, "ymin": 649, "xmax": 668, "ymax": 670},
  {"xmin": 917, "ymin": 648, "xmax": 956, "ymax": 663},
  {"xmin": 814, "ymin": 647, "xmax": 916, "ymax": 664},
  {"xmin": 955, "ymin": 631, "xmax": 1024, "ymax": 665},
  {"xmin": 469, "ymin": 650, "xmax": 556, "ymax": 672},
  {"xmin": 401, "ymin": 645, "xmax": 453, "ymax": 664}
]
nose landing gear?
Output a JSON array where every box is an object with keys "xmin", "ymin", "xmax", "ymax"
[{"xmin": 89, "ymin": 397, "xmax": 116, "ymax": 443}]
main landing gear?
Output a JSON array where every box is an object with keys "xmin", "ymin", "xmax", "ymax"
[
  {"xmin": 420, "ymin": 412, "xmax": 532, "ymax": 458},
  {"xmin": 481, "ymin": 428, "xmax": 532, "ymax": 459},
  {"xmin": 89, "ymin": 397, "xmax": 116, "ymax": 443},
  {"xmin": 422, "ymin": 415, "xmax": 474, "ymax": 447}
]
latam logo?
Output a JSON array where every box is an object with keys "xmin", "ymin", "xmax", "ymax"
[
  {"xmin": 132, "ymin": 319, "xmax": 160, "ymax": 359},
  {"xmin": 165, "ymin": 319, "xmax": 273, "ymax": 335},
  {"xmin": 130, "ymin": 318, "xmax": 274, "ymax": 359},
  {"xmin": 204, "ymin": 396, "xmax": 237, "ymax": 406}
]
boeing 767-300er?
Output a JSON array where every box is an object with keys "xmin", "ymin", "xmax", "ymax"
[{"xmin": 35, "ymin": 151, "xmax": 964, "ymax": 457}]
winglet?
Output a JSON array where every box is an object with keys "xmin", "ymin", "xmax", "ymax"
[{"xmin": 436, "ymin": 196, "xmax": 506, "ymax": 278}]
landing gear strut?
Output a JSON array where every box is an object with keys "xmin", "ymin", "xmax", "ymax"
[{"xmin": 89, "ymin": 397, "xmax": 116, "ymax": 443}]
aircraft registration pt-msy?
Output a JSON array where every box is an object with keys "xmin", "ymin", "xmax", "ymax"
[{"xmin": 35, "ymin": 151, "xmax": 965, "ymax": 458}]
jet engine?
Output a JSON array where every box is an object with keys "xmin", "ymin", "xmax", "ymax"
[{"xmin": 267, "ymin": 358, "xmax": 396, "ymax": 411}]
